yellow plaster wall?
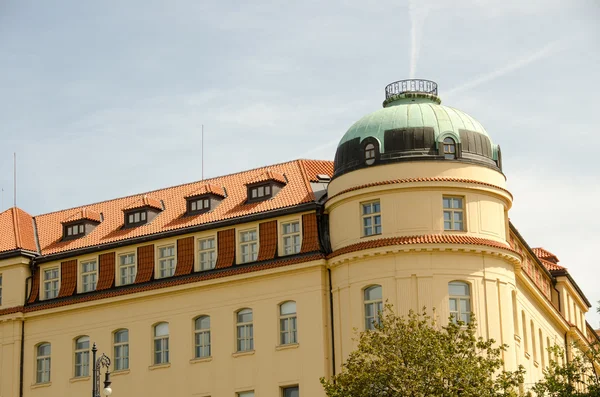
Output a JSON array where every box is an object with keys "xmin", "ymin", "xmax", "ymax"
[{"xmin": 0, "ymin": 257, "xmax": 31, "ymax": 308}]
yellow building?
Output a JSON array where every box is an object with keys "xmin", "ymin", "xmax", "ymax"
[{"xmin": 0, "ymin": 79, "xmax": 598, "ymax": 397}]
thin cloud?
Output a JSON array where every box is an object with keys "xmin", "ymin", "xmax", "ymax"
[
  {"xmin": 408, "ymin": 0, "xmax": 431, "ymax": 79},
  {"xmin": 444, "ymin": 39, "xmax": 567, "ymax": 97}
]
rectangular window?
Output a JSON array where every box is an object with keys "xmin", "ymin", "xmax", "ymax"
[
  {"xmin": 198, "ymin": 238, "xmax": 216, "ymax": 271},
  {"xmin": 74, "ymin": 337, "xmax": 90, "ymax": 377},
  {"xmin": 127, "ymin": 210, "xmax": 147, "ymax": 225},
  {"xmin": 66, "ymin": 223, "xmax": 84, "ymax": 237},
  {"xmin": 250, "ymin": 184, "xmax": 271, "ymax": 199},
  {"xmin": 361, "ymin": 201, "xmax": 381, "ymax": 236},
  {"xmin": 119, "ymin": 253, "xmax": 137, "ymax": 285},
  {"xmin": 190, "ymin": 198, "xmax": 210, "ymax": 212},
  {"xmin": 80, "ymin": 260, "xmax": 98, "ymax": 293},
  {"xmin": 282, "ymin": 221, "xmax": 301, "ymax": 255},
  {"xmin": 443, "ymin": 196, "xmax": 464, "ymax": 231},
  {"xmin": 237, "ymin": 309, "xmax": 254, "ymax": 352},
  {"xmin": 43, "ymin": 268, "xmax": 59, "ymax": 300},
  {"xmin": 113, "ymin": 330, "xmax": 129, "ymax": 371},
  {"xmin": 154, "ymin": 323, "xmax": 169, "ymax": 365},
  {"xmin": 239, "ymin": 230, "xmax": 258, "ymax": 264},
  {"xmin": 36, "ymin": 343, "xmax": 51, "ymax": 383},
  {"xmin": 238, "ymin": 392, "xmax": 255, "ymax": 397},
  {"xmin": 158, "ymin": 245, "xmax": 176, "ymax": 278},
  {"xmin": 282, "ymin": 386, "xmax": 299, "ymax": 397}
]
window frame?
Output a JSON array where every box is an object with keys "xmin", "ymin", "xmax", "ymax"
[
  {"xmin": 35, "ymin": 342, "xmax": 51, "ymax": 384},
  {"xmin": 280, "ymin": 219, "xmax": 302, "ymax": 256},
  {"xmin": 79, "ymin": 257, "xmax": 98, "ymax": 293},
  {"xmin": 448, "ymin": 281, "xmax": 472, "ymax": 325},
  {"xmin": 186, "ymin": 195, "xmax": 212, "ymax": 215},
  {"xmin": 63, "ymin": 222, "xmax": 86, "ymax": 239},
  {"xmin": 194, "ymin": 315, "xmax": 211, "ymax": 359},
  {"xmin": 237, "ymin": 391, "xmax": 255, "ymax": 397},
  {"xmin": 153, "ymin": 322, "xmax": 170, "ymax": 365},
  {"xmin": 196, "ymin": 236, "xmax": 217, "ymax": 272},
  {"xmin": 443, "ymin": 196, "xmax": 465, "ymax": 231},
  {"xmin": 248, "ymin": 183, "xmax": 273, "ymax": 202},
  {"xmin": 74, "ymin": 335, "xmax": 90, "ymax": 378},
  {"xmin": 443, "ymin": 137, "xmax": 457, "ymax": 159},
  {"xmin": 117, "ymin": 252, "xmax": 137, "ymax": 286},
  {"xmin": 238, "ymin": 228, "xmax": 259, "ymax": 264},
  {"xmin": 113, "ymin": 329, "xmax": 129, "ymax": 371},
  {"xmin": 281, "ymin": 385, "xmax": 300, "ymax": 397},
  {"xmin": 361, "ymin": 200, "xmax": 382, "ymax": 237},
  {"xmin": 279, "ymin": 301, "xmax": 298, "ymax": 345},
  {"xmin": 0, "ymin": 273, "xmax": 3, "ymax": 306},
  {"xmin": 363, "ymin": 285, "xmax": 383, "ymax": 330},
  {"xmin": 236, "ymin": 308, "xmax": 254, "ymax": 352},
  {"xmin": 124, "ymin": 209, "xmax": 148, "ymax": 227},
  {"xmin": 41, "ymin": 266, "xmax": 60, "ymax": 300},
  {"xmin": 156, "ymin": 243, "xmax": 177, "ymax": 279}
]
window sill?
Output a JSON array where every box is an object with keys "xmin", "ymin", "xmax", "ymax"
[
  {"xmin": 31, "ymin": 382, "xmax": 51, "ymax": 389},
  {"xmin": 514, "ymin": 334, "xmax": 521, "ymax": 342},
  {"xmin": 361, "ymin": 233, "xmax": 382, "ymax": 239},
  {"xmin": 148, "ymin": 363, "xmax": 171, "ymax": 370},
  {"xmin": 70, "ymin": 376, "xmax": 90, "ymax": 383},
  {"xmin": 533, "ymin": 360, "xmax": 539, "ymax": 368},
  {"xmin": 524, "ymin": 352, "xmax": 531, "ymax": 360},
  {"xmin": 276, "ymin": 343, "xmax": 299, "ymax": 351},
  {"xmin": 190, "ymin": 356, "xmax": 213, "ymax": 364},
  {"xmin": 112, "ymin": 369, "xmax": 130, "ymax": 376},
  {"xmin": 232, "ymin": 350, "xmax": 255, "ymax": 358}
]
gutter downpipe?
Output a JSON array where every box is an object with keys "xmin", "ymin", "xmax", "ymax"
[{"xmin": 328, "ymin": 268, "xmax": 336, "ymax": 377}]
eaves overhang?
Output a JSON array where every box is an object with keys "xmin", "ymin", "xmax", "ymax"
[
  {"xmin": 0, "ymin": 249, "xmax": 38, "ymax": 260},
  {"xmin": 550, "ymin": 269, "xmax": 592, "ymax": 308}
]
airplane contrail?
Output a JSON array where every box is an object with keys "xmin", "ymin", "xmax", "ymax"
[
  {"xmin": 408, "ymin": 0, "xmax": 431, "ymax": 79},
  {"xmin": 444, "ymin": 39, "xmax": 567, "ymax": 97}
]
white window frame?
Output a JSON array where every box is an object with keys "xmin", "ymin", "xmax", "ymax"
[
  {"xmin": 153, "ymin": 322, "xmax": 169, "ymax": 365},
  {"xmin": 42, "ymin": 266, "xmax": 60, "ymax": 300},
  {"xmin": 443, "ymin": 196, "xmax": 465, "ymax": 231},
  {"xmin": 279, "ymin": 301, "xmax": 298, "ymax": 345},
  {"xmin": 236, "ymin": 308, "xmax": 254, "ymax": 352},
  {"xmin": 74, "ymin": 336, "xmax": 90, "ymax": 378},
  {"xmin": 449, "ymin": 281, "xmax": 471, "ymax": 324},
  {"xmin": 361, "ymin": 200, "xmax": 381, "ymax": 237},
  {"xmin": 156, "ymin": 244, "xmax": 176, "ymax": 279},
  {"xmin": 36, "ymin": 343, "xmax": 51, "ymax": 384},
  {"xmin": 281, "ymin": 220, "xmax": 302, "ymax": 256},
  {"xmin": 238, "ymin": 228, "xmax": 259, "ymax": 264},
  {"xmin": 364, "ymin": 285, "xmax": 383, "ymax": 330},
  {"xmin": 79, "ymin": 258, "xmax": 98, "ymax": 293},
  {"xmin": 365, "ymin": 143, "xmax": 376, "ymax": 165},
  {"xmin": 113, "ymin": 329, "xmax": 129, "ymax": 371},
  {"xmin": 197, "ymin": 236, "xmax": 217, "ymax": 271},
  {"xmin": 194, "ymin": 316, "xmax": 211, "ymax": 358},
  {"xmin": 117, "ymin": 252, "xmax": 137, "ymax": 286}
]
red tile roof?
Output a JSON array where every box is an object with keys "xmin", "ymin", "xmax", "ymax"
[
  {"xmin": 328, "ymin": 234, "xmax": 516, "ymax": 259},
  {"xmin": 31, "ymin": 160, "xmax": 333, "ymax": 256},
  {"xmin": 0, "ymin": 207, "xmax": 38, "ymax": 254},
  {"xmin": 184, "ymin": 183, "xmax": 226, "ymax": 199},
  {"xmin": 62, "ymin": 208, "xmax": 102, "ymax": 224},
  {"xmin": 123, "ymin": 194, "xmax": 163, "ymax": 211},
  {"xmin": 247, "ymin": 170, "xmax": 287, "ymax": 185},
  {"xmin": 532, "ymin": 247, "xmax": 565, "ymax": 271}
]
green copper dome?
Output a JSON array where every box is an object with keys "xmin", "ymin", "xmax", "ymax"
[{"xmin": 333, "ymin": 80, "xmax": 502, "ymax": 177}]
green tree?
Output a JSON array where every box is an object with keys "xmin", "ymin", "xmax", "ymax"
[
  {"xmin": 321, "ymin": 305, "xmax": 525, "ymax": 397},
  {"xmin": 529, "ymin": 343, "xmax": 599, "ymax": 397}
]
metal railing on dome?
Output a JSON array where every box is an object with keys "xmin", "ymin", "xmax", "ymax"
[{"xmin": 384, "ymin": 79, "xmax": 438, "ymax": 99}]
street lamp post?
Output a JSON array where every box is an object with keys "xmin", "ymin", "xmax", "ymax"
[{"xmin": 91, "ymin": 343, "xmax": 113, "ymax": 397}]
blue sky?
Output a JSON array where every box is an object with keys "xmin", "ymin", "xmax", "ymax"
[{"xmin": 1, "ymin": 0, "xmax": 598, "ymax": 326}]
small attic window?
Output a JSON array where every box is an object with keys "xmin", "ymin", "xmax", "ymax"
[
  {"xmin": 186, "ymin": 195, "xmax": 213, "ymax": 215},
  {"xmin": 66, "ymin": 223, "xmax": 84, "ymax": 237},
  {"xmin": 61, "ymin": 208, "xmax": 102, "ymax": 240},
  {"xmin": 365, "ymin": 143, "xmax": 376, "ymax": 165},
  {"xmin": 245, "ymin": 170, "xmax": 286, "ymax": 203},
  {"xmin": 443, "ymin": 138, "xmax": 457, "ymax": 159},
  {"xmin": 250, "ymin": 184, "xmax": 271, "ymax": 199},
  {"xmin": 122, "ymin": 194, "xmax": 163, "ymax": 228},
  {"xmin": 184, "ymin": 184, "xmax": 226, "ymax": 216},
  {"xmin": 126, "ymin": 210, "xmax": 147, "ymax": 226}
]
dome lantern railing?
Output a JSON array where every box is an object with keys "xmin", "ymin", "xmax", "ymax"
[{"xmin": 384, "ymin": 79, "xmax": 438, "ymax": 99}]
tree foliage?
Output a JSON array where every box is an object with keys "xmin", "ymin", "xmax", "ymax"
[{"xmin": 320, "ymin": 305, "xmax": 525, "ymax": 397}]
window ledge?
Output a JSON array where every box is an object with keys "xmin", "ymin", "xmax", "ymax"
[
  {"xmin": 276, "ymin": 343, "xmax": 299, "ymax": 351},
  {"xmin": 533, "ymin": 360, "xmax": 539, "ymax": 368},
  {"xmin": 70, "ymin": 376, "xmax": 90, "ymax": 383},
  {"xmin": 514, "ymin": 334, "xmax": 521, "ymax": 342},
  {"xmin": 190, "ymin": 356, "xmax": 213, "ymax": 364},
  {"xmin": 148, "ymin": 363, "xmax": 171, "ymax": 370},
  {"xmin": 112, "ymin": 369, "xmax": 130, "ymax": 376},
  {"xmin": 31, "ymin": 382, "xmax": 51, "ymax": 389},
  {"xmin": 524, "ymin": 352, "xmax": 531, "ymax": 360},
  {"xmin": 232, "ymin": 350, "xmax": 255, "ymax": 358},
  {"xmin": 361, "ymin": 233, "xmax": 382, "ymax": 239}
]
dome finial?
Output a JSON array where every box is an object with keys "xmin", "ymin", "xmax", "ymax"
[{"xmin": 383, "ymin": 79, "xmax": 441, "ymax": 107}]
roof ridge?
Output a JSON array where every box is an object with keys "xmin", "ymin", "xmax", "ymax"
[
  {"xmin": 12, "ymin": 208, "xmax": 23, "ymax": 248},
  {"xmin": 32, "ymin": 159, "xmax": 330, "ymax": 218},
  {"xmin": 297, "ymin": 160, "xmax": 316, "ymax": 202}
]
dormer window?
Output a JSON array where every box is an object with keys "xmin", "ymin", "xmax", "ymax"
[
  {"xmin": 443, "ymin": 137, "xmax": 457, "ymax": 159},
  {"xmin": 184, "ymin": 184, "xmax": 226, "ymax": 216},
  {"xmin": 122, "ymin": 194, "xmax": 163, "ymax": 228},
  {"xmin": 61, "ymin": 208, "xmax": 101, "ymax": 240},
  {"xmin": 246, "ymin": 170, "xmax": 286, "ymax": 203},
  {"xmin": 190, "ymin": 198, "xmax": 210, "ymax": 212}
]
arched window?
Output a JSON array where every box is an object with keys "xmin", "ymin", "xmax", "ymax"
[
  {"xmin": 364, "ymin": 143, "xmax": 376, "ymax": 165},
  {"xmin": 74, "ymin": 336, "xmax": 90, "ymax": 377},
  {"xmin": 512, "ymin": 291, "xmax": 519, "ymax": 336},
  {"xmin": 443, "ymin": 137, "xmax": 456, "ymax": 159},
  {"xmin": 522, "ymin": 311, "xmax": 529, "ymax": 354},
  {"xmin": 154, "ymin": 322, "xmax": 169, "ymax": 364},
  {"xmin": 36, "ymin": 343, "xmax": 51, "ymax": 384},
  {"xmin": 539, "ymin": 329, "xmax": 545, "ymax": 368},
  {"xmin": 113, "ymin": 329, "xmax": 129, "ymax": 371},
  {"xmin": 531, "ymin": 320, "xmax": 537, "ymax": 362},
  {"xmin": 280, "ymin": 301, "xmax": 297, "ymax": 345},
  {"xmin": 448, "ymin": 282, "xmax": 471, "ymax": 324},
  {"xmin": 236, "ymin": 309, "xmax": 253, "ymax": 352},
  {"xmin": 364, "ymin": 285, "xmax": 383, "ymax": 330},
  {"xmin": 194, "ymin": 316, "xmax": 211, "ymax": 358}
]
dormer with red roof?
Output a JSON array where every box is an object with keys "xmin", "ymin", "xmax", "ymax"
[
  {"xmin": 245, "ymin": 170, "xmax": 287, "ymax": 203},
  {"xmin": 122, "ymin": 194, "xmax": 163, "ymax": 228},
  {"xmin": 184, "ymin": 184, "xmax": 226, "ymax": 216},
  {"xmin": 61, "ymin": 208, "xmax": 102, "ymax": 240}
]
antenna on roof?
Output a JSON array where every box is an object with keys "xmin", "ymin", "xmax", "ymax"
[
  {"xmin": 202, "ymin": 124, "xmax": 204, "ymax": 180},
  {"xmin": 1, "ymin": 187, "xmax": 4, "ymax": 211},
  {"xmin": 13, "ymin": 152, "xmax": 17, "ymax": 207}
]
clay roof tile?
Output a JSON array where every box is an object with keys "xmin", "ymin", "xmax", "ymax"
[
  {"xmin": 184, "ymin": 184, "xmax": 226, "ymax": 199},
  {"xmin": 123, "ymin": 194, "xmax": 163, "ymax": 211},
  {"xmin": 246, "ymin": 170, "xmax": 286, "ymax": 185},
  {"xmin": 0, "ymin": 207, "xmax": 38, "ymax": 253},
  {"xmin": 61, "ymin": 208, "xmax": 102, "ymax": 224}
]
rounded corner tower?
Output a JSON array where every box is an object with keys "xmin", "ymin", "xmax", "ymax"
[{"xmin": 326, "ymin": 79, "xmax": 520, "ymax": 371}]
